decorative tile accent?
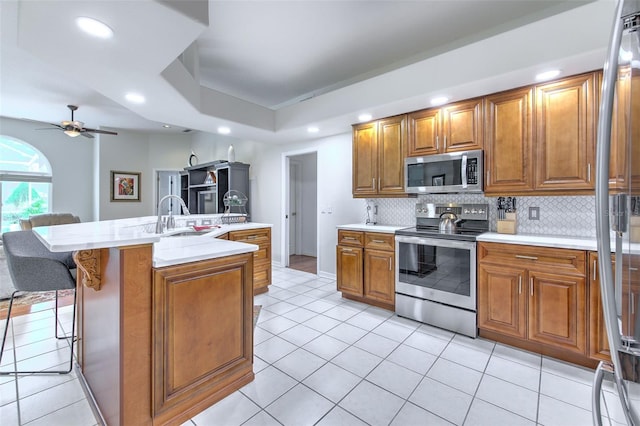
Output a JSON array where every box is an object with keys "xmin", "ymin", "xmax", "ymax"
[{"xmin": 365, "ymin": 195, "xmax": 596, "ymax": 237}]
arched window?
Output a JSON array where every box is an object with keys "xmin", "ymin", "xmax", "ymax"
[{"xmin": 0, "ymin": 136, "xmax": 52, "ymax": 233}]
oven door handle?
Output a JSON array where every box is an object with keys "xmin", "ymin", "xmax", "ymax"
[{"xmin": 394, "ymin": 235, "xmax": 476, "ymax": 250}]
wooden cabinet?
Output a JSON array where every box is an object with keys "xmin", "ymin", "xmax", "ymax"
[
  {"xmin": 152, "ymin": 253, "xmax": 254, "ymax": 419},
  {"xmin": 336, "ymin": 230, "xmax": 395, "ymax": 310},
  {"xmin": 535, "ymin": 72, "xmax": 596, "ymax": 191},
  {"xmin": 228, "ymin": 227, "xmax": 271, "ymax": 294},
  {"xmin": 484, "ymin": 71, "xmax": 598, "ymax": 195},
  {"xmin": 352, "ymin": 115, "xmax": 406, "ymax": 197},
  {"xmin": 407, "ymin": 97, "xmax": 483, "ymax": 157},
  {"xmin": 484, "ymin": 87, "xmax": 535, "ymax": 194},
  {"xmin": 478, "ymin": 242, "xmax": 588, "ymax": 362},
  {"xmin": 588, "ymin": 252, "xmax": 612, "ymax": 361}
]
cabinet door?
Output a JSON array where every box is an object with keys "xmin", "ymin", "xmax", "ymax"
[
  {"xmin": 477, "ymin": 263, "xmax": 527, "ymax": 339},
  {"xmin": 588, "ymin": 252, "xmax": 611, "ymax": 361},
  {"xmin": 364, "ymin": 248, "xmax": 395, "ymax": 305},
  {"xmin": 352, "ymin": 122, "xmax": 378, "ymax": 197},
  {"xmin": 377, "ymin": 116, "xmax": 406, "ymax": 195},
  {"xmin": 484, "ymin": 87, "xmax": 534, "ymax": 194},
  {"xmin": 535, "ymin": 72, "xmax": 596, "ymax": 191},
  {"xmin": 442, "ymin": 98, "xmax": 484, "ymax": 153},
  {"xmin": 528, "ymin": 271, "xmax": 586, "ymax": 354},
  {"xmin": 336, "ymin": 245, "xmax": 363, "ymax": 296},
  {"xmin": 407, "ymin": 108, "xmax": 440, "ymax": 157}
]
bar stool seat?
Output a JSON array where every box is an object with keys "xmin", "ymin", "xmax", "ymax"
[{"xmin": 1, "ymin": 230, "xmax": 77, "ymax": 375}]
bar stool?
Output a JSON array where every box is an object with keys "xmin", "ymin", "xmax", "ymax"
[{"xmin": 0, "ymin": 230, "xmax": 77, "ymax": 375}]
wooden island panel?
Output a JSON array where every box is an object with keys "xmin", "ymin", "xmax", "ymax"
[{"xmin": 77, "ymin": 245, "xmax": 255, "ymax": 426}]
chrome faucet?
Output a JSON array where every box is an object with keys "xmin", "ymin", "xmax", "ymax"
[{"xmin": 156, "ymin": 195, "xmax": 190, "ymax": 233}]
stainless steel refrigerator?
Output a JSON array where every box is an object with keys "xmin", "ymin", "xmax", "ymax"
[{"xmin": 595, "ymin": 1, "xmax": 640, "ymax": 424}]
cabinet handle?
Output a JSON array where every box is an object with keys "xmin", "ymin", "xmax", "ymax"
[
  {"xmin": 247, "ymin": 235, "xmax": 257, "ymax": 240},
  {"xmin": 515, "ymin": 255, "xmax": 538, "ymax": 260},
  {"xmin": 530, "ymin": 277, "xmax": 534, "ymax": 296},
  {"xmin": 344, "ymin": 237, "xmax": 356, "ymax": 240},
  {"xmin": 587, "ymin": 163, "xmax": 591, "ymax": 183},
  {"xmin": 631, "ymin": 267, "xmax": 638, "ymax": 272},
  {"xmin": 487, "ymin": 170, "xmax": 490, "ymax": 186},
  {"xmin": 632, "ymin": 293, "xmax": 635, "ymax": 315},
  {"xmin": 342, "ymin": 248, "xmax": 353, "ymax": 252},
  {"xmin": 436, "ymin": 135, "xmax": 439, "ymax": 150},
  {"xmin": 389, "ymin": 259, "xmax": 392, "ymax": 271},
  {"xmin": 443, "ymin": 135, "xmax": 447, "ymax": 149},
  {"xmin": 593, "ymin": 259, "xmax": 597, "ymax": 281},
  {"xmin": 372, "ymin": 239, "xmax": 385, "ymax": 243},
  {"xmin": 373, "ymin": 178, "xmax": 376, "ymax": 190},
  {"xmin": 518, "ymin": 275, "xmax": 522, "ymax": 294}
]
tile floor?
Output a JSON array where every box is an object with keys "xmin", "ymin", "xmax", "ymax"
[{"xmin": 1, "ymin": 265, "xmax": 638, "ymax": 425}]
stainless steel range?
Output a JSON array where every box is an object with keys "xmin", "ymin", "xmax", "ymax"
[{"xmin": 395, "ymin": 203, "xmax": 488, "ymax": 337}]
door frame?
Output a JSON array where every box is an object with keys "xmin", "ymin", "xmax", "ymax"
[
  {"xmin": 154, "ymin": 169, "xmax": 182, "ymax": 215},
  {"xmin": 280, "ymin": 148, "xmax": 318, "ymax": 269}
]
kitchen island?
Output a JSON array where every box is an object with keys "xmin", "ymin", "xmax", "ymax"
[{"xmin": 34, "ymin": 216, "xmax": 270, "ymax": 426}]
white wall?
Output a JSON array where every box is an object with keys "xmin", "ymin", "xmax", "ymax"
[
  {"xmin": 0, "ymin": 117, "xmax": 194, "ymax": 222},
  {"xmin": 97, "ymin": 131, "xmax": 192, "ymax": 220},
  {"xmin": 0, "ymin": 117, "xmax": 94, "ymax": 221}
]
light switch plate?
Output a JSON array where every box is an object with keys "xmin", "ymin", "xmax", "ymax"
[{"xmin": 529, "ymin": 207, "xmax": 540, "ymax": 220}]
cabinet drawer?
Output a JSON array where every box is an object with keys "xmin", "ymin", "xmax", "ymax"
[
  {"xmin": 364, "ymin": 232, "xmax": 394, "ymax": 251},
  {"xmin": 254, "ymin": 263, "xmax": 271, "ymax": 289},
  {"xmin": 229, "ymin": 228, "xmax": 270, "ymax": 244},
  {"xmin": 338, "ymin": 230, "xmax": 364, "ymax": 247},
  {"xmin": 478, "ymin": 242, "xmax": 586, "ymax": 276}
]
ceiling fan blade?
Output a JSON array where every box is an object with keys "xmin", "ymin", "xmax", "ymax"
[
  {"xmin": 80, "ymin": 132, "xmax": 95, "ymax": 139},
  {"xmin": 83, "ymin": 127, "xmax": 118, "ymax": 136},
  {"xmin": 34, "ymin": 127, "xmax": 63, "ymax": 131}
]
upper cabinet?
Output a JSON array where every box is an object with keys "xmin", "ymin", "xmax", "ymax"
[
  {"xmin": 534, "ymin": 72, "xmax": 596, "ymax": 191},
  {"xmin": 485, "ymin": 71, "xmax": 598, "ymax": 195},
  {"xmin": 352, "ymin": 115, "xmax": 407, "ymax": 198},
  {"xmin": 407, "ymin": 98, "xmax": 483, "ymax": 157},
  {"xmin": 484, "ymin": 87, "xmax": 535, "ymax": 193}
]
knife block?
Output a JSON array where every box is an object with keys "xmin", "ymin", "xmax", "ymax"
[{"xmin": 497, "ymin": 212, "xmax": 517, "ymax": 234}]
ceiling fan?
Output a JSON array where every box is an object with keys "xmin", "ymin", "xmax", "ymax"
[{"xmin": 31, "ymin": 105, "xmax": 118, "ymax": 139}]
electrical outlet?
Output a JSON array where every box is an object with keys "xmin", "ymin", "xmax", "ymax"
[{"xmin": 528, "ymin": 207, "xmax": 540, "ymax": 220}]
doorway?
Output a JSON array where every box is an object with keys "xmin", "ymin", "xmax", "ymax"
[
  {"xmin": 155, "ymin": 170, "xmax": 181, "ymax": 214},
  {"xmin": 282, "ymin": 150, "xmax": 318, "ymax": 274}
]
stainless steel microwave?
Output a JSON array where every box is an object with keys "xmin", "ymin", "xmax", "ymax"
[{"xmin": 405, "ymin": 150, "xmax": 483, "ymax": 194}]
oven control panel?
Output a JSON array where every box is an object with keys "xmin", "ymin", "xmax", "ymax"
[{"xmin": 416, "ymin": 203, "xmax": 488, "ymax": 221}]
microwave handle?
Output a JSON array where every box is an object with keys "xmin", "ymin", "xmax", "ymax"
[{"xmin": 461, "ymin": 153, "xmax": 468, "ymax": 188}]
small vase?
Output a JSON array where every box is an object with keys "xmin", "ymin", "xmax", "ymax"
[{"xmin": 228, "ymin": 145, "xmax": 235, "ymax": 163}]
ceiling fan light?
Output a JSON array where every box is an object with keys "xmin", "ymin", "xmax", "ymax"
[
  {"xmin": 76, "ymin": 17, "xmax": 114, "ymax": 39},
  {"xmin": 64, "ymin": 129, "xmax": 81, "ymax": 137}
]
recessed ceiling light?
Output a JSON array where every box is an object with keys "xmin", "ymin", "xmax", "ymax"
[
  {"xmin": 218, "ymin": 126, "xmax": 231, "ymax": 135},
  {"xmin": 307, "ymin": 126, "xmax": 319, "ymax": 133},
  {"xmin": 76, "ymin": 17, "xmax": 113, "ymax": 39},
  {"xmin": 125, "ymin": 92, "xmax": 145, "ymax": 104},
  {"xmin": 358, "ymin": 113, "xmax": 372, "ymax": 122},
  {"xmin": 535, "ymin": 69, "xmax": 561, "ymax": 81},
  {"xmin": 430, "ymin": 96, "xmax": 449, "ymax": 106},
  {"xmin": 162, "ymin": 124, "xmax": 171, "ymax": 128}
]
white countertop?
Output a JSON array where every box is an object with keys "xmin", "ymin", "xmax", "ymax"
[
  {"xmin": 337, "ymin": 223, "xmax": 410, "ymax": 234},
  {"xmin": 33, "ymin": 215, "xmax": 271, "ymax": 267},
  {"xmin": 477, "ymin": 232, "xmax": 598, "ymax": 250}
]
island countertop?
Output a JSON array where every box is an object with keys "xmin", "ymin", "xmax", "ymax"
[{"xmin": 32, "ymin": 215, "xmax": 271, "ymax": 267}]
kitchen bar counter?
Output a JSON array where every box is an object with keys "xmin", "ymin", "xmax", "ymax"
[{"xmin": 32, "ymin": 215, "xmax": 269, "ymax": 425}]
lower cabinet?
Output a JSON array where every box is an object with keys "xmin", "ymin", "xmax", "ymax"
[
  {"xmin": 478, "ymin": 242, "xmax": 589, "ymax": 365},
  {"xmin": 589, "ymin": 252, "xmax": 612, "ymax": 361},
  {"xmin": 151, "ymin": 253, "xmax": 254, "ymax": 419},
  {"xmin": 336, "ymin": 230, "xmax": 395, "ymax": 310},
  {"xmin": 228, "ymin": 227, "xmax": 272, "ymax": 294}
]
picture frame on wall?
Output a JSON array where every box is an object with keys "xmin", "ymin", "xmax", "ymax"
[{"xmin": 110, "ymin": 171, "xmax": 141, "ymax": 202}]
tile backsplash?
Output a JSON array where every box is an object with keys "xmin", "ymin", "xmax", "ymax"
[{"xmin": 364, "ymin": 194, "xmax": 596, "ymax": 238}]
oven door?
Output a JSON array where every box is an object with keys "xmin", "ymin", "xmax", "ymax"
[{"xmin": 395, "ymin": 235, "xmax": 476, "ymax": 311}]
